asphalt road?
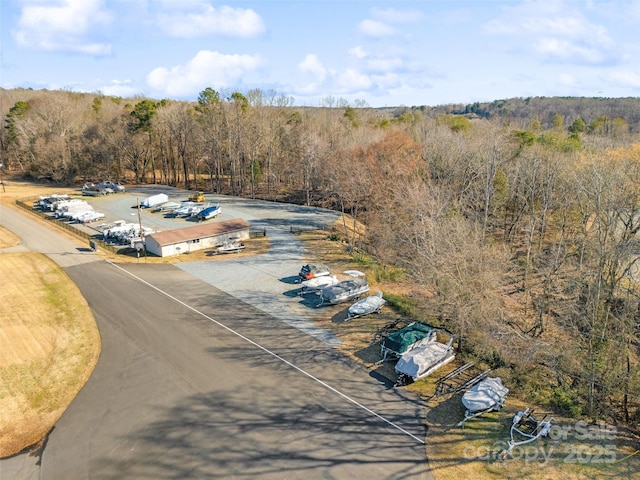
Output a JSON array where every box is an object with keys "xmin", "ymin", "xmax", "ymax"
[{"xmin": 0, "ymin": 192, "xmax": 433, "ymax": 480}]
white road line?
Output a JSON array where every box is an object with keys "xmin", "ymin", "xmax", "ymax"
[{"xmin": 108, "ymin": 260, "xmax": 426, "ymax": 446}]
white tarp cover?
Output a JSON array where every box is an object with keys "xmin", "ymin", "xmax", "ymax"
[
  {"xmin": 141, "ymin": 193, "xmax": 168, "ymax": 208},
  {"xmin": 395, "ymin": 342, "xmax": 453, "ymax": 378},
  {"xmin": 302, "ymin": 275, "xmax": 338, "ymax": 290},
  {"xmin": 348, "ymin": 293, "xmax": 386, "ymax": 317},
  {"xmin": 462, "ymin": 377, "xmax": 509, "ymax": 412}
]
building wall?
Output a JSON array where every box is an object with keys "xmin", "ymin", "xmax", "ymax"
[{"xmin": 146, "ymin": 228, "xmax": 249, "ymax": 257}]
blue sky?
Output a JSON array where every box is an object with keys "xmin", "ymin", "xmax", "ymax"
[{"xmin": 1, "ymin": 0, "xmax": 640, "ymax": 107}]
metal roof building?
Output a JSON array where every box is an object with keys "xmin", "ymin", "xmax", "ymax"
[{"xmin": 145, "ymin": 218, "xmax": 250, "ymax": 257}]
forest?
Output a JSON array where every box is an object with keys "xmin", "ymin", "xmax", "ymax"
[{"xmin": 1, "ymin": 87, "xmax": 640, "ymax": 429}]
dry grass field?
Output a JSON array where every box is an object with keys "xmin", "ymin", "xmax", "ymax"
[
  {"xmin": 1, "ymin": 176, "xmax": 638, "ymax": 478},
  {"xmin": 0, "ymin": 248, "xmax": 100, "ymax": 456}
]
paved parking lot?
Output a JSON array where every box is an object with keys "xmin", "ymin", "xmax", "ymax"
[
  {"xmin": 73, "ymin": 186, "xmax": 345, "ymax": 345},
  {"xmin": 78, "ymin": 186, "xmax": 340, "ymax": 237},
  {"xmin": 1, "ymin": 189, "xmax": 432, "ymax": 480}
]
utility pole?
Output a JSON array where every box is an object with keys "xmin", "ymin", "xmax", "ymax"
[
  {"xmin": 136, "ymin": 198, "xmax": 147, "ymax": 262},
  {"xmin": 0, "ymin": 163, "xmax": 5, "ymax": 193}
]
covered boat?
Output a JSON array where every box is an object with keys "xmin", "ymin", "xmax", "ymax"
[
  {"xmin": 298, "ymin": 264, "xmax": 331, "ymax": 282},
  {"xmin": 380, "ymin": 322, "xmax": 437, "ymax": 361},
  {"xmin": 299, "ymin": 275, "xmax": 339, "ymax": 296},
  {"xmin": 347, "ymin": 292, "xmax": 386, "ymax": 319},
  {"xmin": 197, "ymin": 204, "xmax": 222, "ymax": 221},
  {"xmin": 394, "ymin": 334, "xmax": 455, "ymax": 385},
  {"xmin": 317, "ymin": 271, "xmax": 369, "ymax": 306},
  {"xmin": 457, "ymin": 377, "xmax": 509, "ymax": 426}
]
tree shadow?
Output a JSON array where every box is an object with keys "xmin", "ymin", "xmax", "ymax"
[
  {"xmin": 331, "ymin": 309, "xmax": 350, "ymax": 323},
  {"xmin": 91, "ymin": 379, "xmax": 430, "ymax": 479}
]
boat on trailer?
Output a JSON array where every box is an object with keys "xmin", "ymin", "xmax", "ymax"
[
  {"xmin": 298, "ymin": 264, "xmax": 331, "ymax": 283},
  {"xmin": 316, "ymin": 270, "xmax": 369, "ymax": 307},
  {"xmin": 299, "ymin": 275, "xmax": 339, "ymax": 296},
  {"xmin": 197, "ymin": 204, "xmax": 222, "ymax": 221},
  {"xmin": 394, "ymin": 331, "xmax": 456, "ymax": 386},
  {"xmin": 216, "ymin": 240, "xmax": 245, "ymax": 254},
  {"xmin": 346, "ymin": 291, "xmax": 386, "ymax": 319},
  {"xmin": 379, "ymin": 321, "xmax": 438, "ymax": 362},
  {"xmin": 456, "ymin": 377, "xmax": 509, "ymax": 427}
]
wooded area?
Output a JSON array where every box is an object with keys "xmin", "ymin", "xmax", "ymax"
[{"xmin": 2, "ymin": 87, "xmax": 640, "ymax": 429}]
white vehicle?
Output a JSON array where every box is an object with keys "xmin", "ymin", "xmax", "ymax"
[
  {"xmin": 82, "ymin": 184, "xmax": 109, "ymax": 196},
  {"xmin": 98, "ymin": 181, "xmax": 125, "ymax": 192}
]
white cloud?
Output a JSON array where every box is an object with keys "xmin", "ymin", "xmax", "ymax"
[
  {"xmin": 349, "ymin": 46, "xmax": 368, "ymax": 60},
  {"xmin": 364, "ymin": 56, "xmax": 405, "ymax": 73},
  {"xmin": 557, "ymin": 73, "xmax": 577, "ymax": 87},
  {"xmin": 609, "ymin": 70, "xmax": 640, "ymax": 88},
  {"xmin": 157, "ymin": 4, "xmax": 265, "ymax": 38},
  {"xmin": 358, "ymin": 19, "xmax": 396, "ymax": 37},
  {"xmin": 483, "ymin": 1, "xmax": 616, "ymax": 65},
  {"xmin": 534, "ymin": 38, "xmax": 610, "ymax": 64},
  {"xmin": 348, "ymin": 46, "xmax": 406, "ymax": 74},
  {"xmin": 146, "ymin": 50, "xmax": 263, "ymax": 97},
  {"xmin": 358, "ymin": 6, "xmax": 423, "ymax": 39},
  {"xmin": 100, "ymin": 79, "xmax": 138, "ymax": 97},
  {"xmin": 13, "ymin": 0, "xmax": 112, "ymax": 54},
  {"xmin": 370, "ymin": 7, "xmax": 424, "ymax": 23},
  {"xmin": 336, "ymin": 69, "xmax": 372, "ymax": 91},
  {"xmin": 298, "ymin": 54, "xmax": 328, "ymax": 83}
]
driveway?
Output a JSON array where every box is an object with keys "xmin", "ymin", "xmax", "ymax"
[{"xmin": 0, "ymin": 191, "xmax": 433, "ymax": 480}]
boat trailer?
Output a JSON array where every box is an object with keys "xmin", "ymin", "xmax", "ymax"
[
  {"xmin": 501, "ymin": 408, "xmax": 554, "ymax": 460},
  {"xmin": 434, "ymin": 362, "xmax": 491, "ymax": 397}
]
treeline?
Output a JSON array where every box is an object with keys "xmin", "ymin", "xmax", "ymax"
[
  {"xmin": 425, "ymin": 96, "xmax": 640, "ymax": 132},
  {"xmin": 2, "ymin": 87, "xmax": 640, "ymax": 427}
]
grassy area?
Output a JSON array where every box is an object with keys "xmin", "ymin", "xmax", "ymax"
[
  {"xmin": 0, "ymin": 225, "xmax": 21, "ymax": 248},
  {"xmin": 0, "ymin": 252, "xmax": 100, "ymax": 456},
  {"xmin": 423, "ymin": 390, "xmax": 639, "ymax": 480}
]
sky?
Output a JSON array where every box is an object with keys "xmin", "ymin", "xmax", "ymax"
[{"xmin": 1, "ymin": 0, "xmax": 640, "ymax": 108}]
